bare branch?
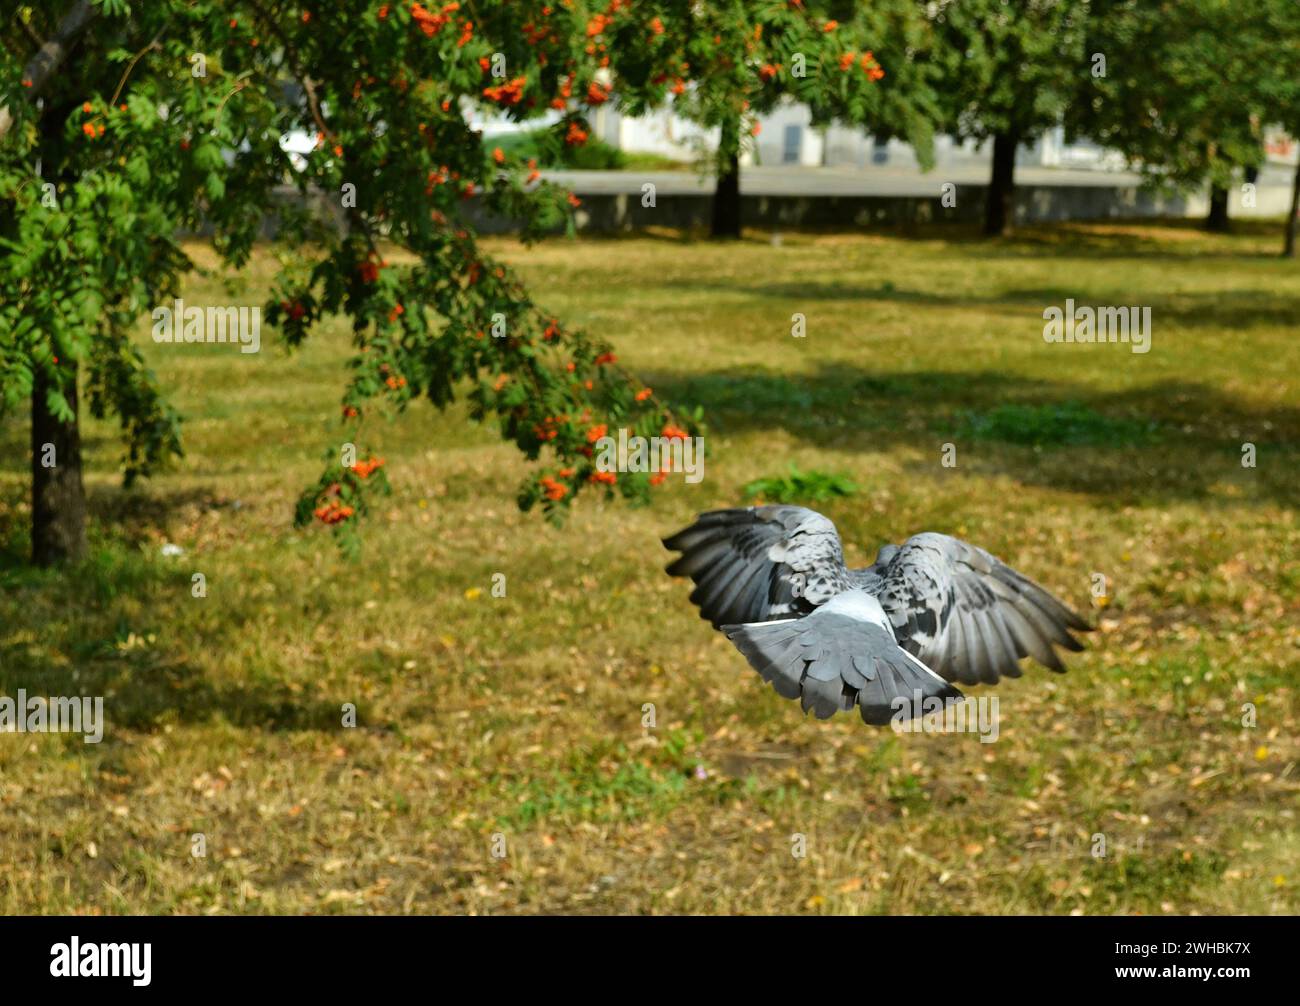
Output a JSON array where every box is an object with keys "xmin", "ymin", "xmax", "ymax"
[{"xmin": 110, "ymin": 35, "xmax": 165, "ymax": 109}]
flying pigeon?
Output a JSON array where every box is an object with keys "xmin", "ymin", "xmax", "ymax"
[{"xmin": 662, "ymin": 505, "xmax": 1090, "ymax": 726}]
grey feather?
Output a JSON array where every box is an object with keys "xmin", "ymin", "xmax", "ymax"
[
  {"xmin": 871, "ymin": 532, "xmax": 1091, "ymax": 684},
  {"xmin": 663, "ymin": 506, "xmax": 854, "ymax": 628},
  {"xmin": 722, "ymin": 589, "xmax": 963, "ymax": 725},
  {"xmin": 663, "ymin": 507, "xmax": 1091, "ymax": 727}
]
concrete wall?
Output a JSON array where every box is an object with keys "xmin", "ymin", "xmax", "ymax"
[{"xmin": 468, "ymin": 182, "xmax": 1221, "ymax": 235}]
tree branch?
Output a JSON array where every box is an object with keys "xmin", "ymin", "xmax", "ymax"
[
  {"xmin": 0, "ymin": 0, "xmax": 98, "ymax": 142},
  {"xmin": 245, "ymin": 0, "xmax": 377, "ymax": 255},
  {"xmin": 110, "ymin": 34, "xmax": 165, "ymax": 108}
]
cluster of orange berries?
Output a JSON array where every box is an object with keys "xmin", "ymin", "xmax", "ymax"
[
  {"xmin": 549, "ymin": 76, "xmax": 574, "ymax": 111},
  {"xmin": 542, "ymin": 319, "xmax": 562, "ymax": 342},
  {"xmin": 650, "ymin": 456, "xmax": 674, "ymax": 487},
  {"xmin": 425, "ymin": 165, "xmax": 460, "ymax": 194},
  {"xmin": 384, "ymin": 374, "xmax": 408, "ymax": 390},
  {"xmin": 358, "ymin": 259, "xmax": 384, "ymax": 283},
  {"xmin": 410, "ymin": 1, "xmax": 460, "ymax": 37},
  {"xmin": 80, "ymin": 103, "xmax": 105, "ymax": 139},
  {"xmin": 759, "ymin": 64, "xmax": 781, "ymax": 82},
  {"xmin": 279, "ymin": 299, "xmax": 307, "ymax": 320},
  {"xmin": 483, "ymin": 77, "xmax": 527, "ymax": 105},
  {"xmin": 539, "ymin": 474, "xmax": 569, "ymax": 500},
  {"xmin": 840, "ymin": 50, "xmax": 885, "ymax": 81},
  {"xmin": 635, "ymin": 387, "xmax": 653, "ymax": 402},
  {"xmin": 533, "ymin": 414, "xmax": 570, "ymax": 441},
  {"xmin": 661, "ymin": 423, "xmax": 690, "ymax": 440},
  {"xmin": 586, "ymin": 423, "xmax": 608, "ymax": 443},
  {"xmin": 565, "ymin": 122, "xmax": 589, "ymax": 145},
  {"xmin": 587, "ymin": 82, "xmax": 611, "ymax": 105},
  {"xmin": 352, "ymin": 456, "xmax": 385, "ymax": 478},
  {"xmin": 589, "ymin": 470, "xmax": 617, "ymax": 485},
  {"xmin": 314, "ymin": 501, "xmax": 355, "ymax": 524},
  {"xmin": 593, "ymin": 352, "xmax": 616, "ymax": 365},
  {"xmin": 521, "ymin": 21, "xmax": 553, "ymax": 46}
]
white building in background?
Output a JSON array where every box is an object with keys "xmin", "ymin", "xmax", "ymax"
[
  {"xmin": 586, "ymin": 98, "xmax": 1132, "ymax": 172},
  {"xmin": 474, "ymin": 97, "xmax": 1297, "ymax": 176}
]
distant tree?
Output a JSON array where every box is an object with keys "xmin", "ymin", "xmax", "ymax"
[
  {"xmin": 918, "ymin": 0, "xmax": 1095, "ymax": 236},
  {"xmin": 1278, "ymin": 127, "xmax": 1300, "ymax": 260},
  {"xmin": 613, "ymin": 0, "xmax": 938, "ymax": 239},
  {"xmin": 1253, "ymin": 1, "xmax": 1300, "ymax": 256},
  {"xmin": 1072, "ymin": 0, "xmax": 1279, "ymax": 235}
]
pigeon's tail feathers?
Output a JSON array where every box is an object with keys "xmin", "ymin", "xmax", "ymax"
[
  {"xmin": 881, "ymin": 649, "xmax": 967, "ymax": 725},
  {"xmin": 722, "ymin": 590, "xmax": 963, "ymax": 727}
]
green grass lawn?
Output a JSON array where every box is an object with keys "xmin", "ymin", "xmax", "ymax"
[{"xmin": 1, "ymin": 220, "xmax": 1297, "ymax": 915}]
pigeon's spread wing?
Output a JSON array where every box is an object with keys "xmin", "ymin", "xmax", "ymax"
[
  {"xmin": 723, "ymin": 589, "xmax": 963, "ymax": 725},
  {"xmin": 662, "ymin": 506, "xmax": 854, "ymax": 628},
  {"xmin": 872, "ymin": 533, "xmax": 1090, "ymax": 685}
]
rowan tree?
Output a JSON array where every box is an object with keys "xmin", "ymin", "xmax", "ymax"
[{"xmin": 0, "ymin": 0, "xmax": 714, "ymax": 564}]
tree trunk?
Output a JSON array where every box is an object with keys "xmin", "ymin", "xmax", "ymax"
[
  {"xmin": 711, "ymin": 116, "xmax": 742, "ymax": 239},
  {"xmin": 984, "ymin": 129, "xmax": 1019, "ymax": 236},
  {"xmin": 31, "ymin": 365, "xmax": 88, "ymax": 566},
  {"xmin": 1285, "ymin": 158, "xmax": 1300, "ymax": 258},
  {"xmin": 1206, "ymin": 184, "xmax": 1230, "ymax": 232}
]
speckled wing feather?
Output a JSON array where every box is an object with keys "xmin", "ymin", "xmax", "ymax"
[
  {"xmin": 662, "ymin": 506, "xmax": 854, "ymax": 628},
  {"xmin": 871, "ymin": 532, "xmax": 1090, "ymax": 685}
]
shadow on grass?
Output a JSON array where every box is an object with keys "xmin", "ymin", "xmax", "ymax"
[
  {"xmin": 0, "ymin": 523, "xmax": 341, "ymax": 736},
  {"xmin": 663, "ymin": 279, "xmax": 1300, "ymax": 331},
  {"xmin": 650, "ymin": 365, "xmax": 1300, "ymax": 507},
  {"xmin": 86, "ymin": 485, "xmax": 234, "ymax": 546},
  {"xmin": 573, "ymin": 218, "xmax": 1291, "ymax": 258},
  {"xmin": 0, "ymin": 485, "xmax": 235, "ymax": 563},
  {"xmin": 0, "ymin": 431, "xmax": 122, "ymax": 477},
  {"xmin": 968, "ymin": 218, "xmax": 1290, "ymax": 259}
]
